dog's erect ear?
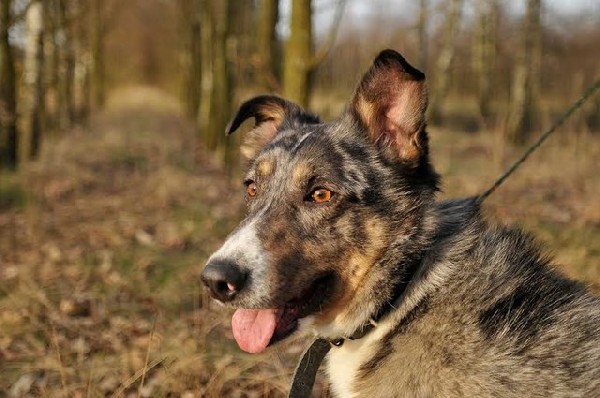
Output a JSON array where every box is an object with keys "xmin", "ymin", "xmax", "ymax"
[
  {"xmin": 351, "ymin": 49, "xmax": 428, "ymax": 166},
  {"xmin": 226, "ymin": 95, "xmax": 319, "ymax": 160}
]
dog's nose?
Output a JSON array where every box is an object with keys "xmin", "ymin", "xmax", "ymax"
[{"xmin": 200, "ymin": 260, "xmax": 247, "ymax": 302}]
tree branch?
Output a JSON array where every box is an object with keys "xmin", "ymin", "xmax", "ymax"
[
  {"xmin": 12, "ymin": 0, "xmax": 34, "ymax": 25},
  {"xmin": 308, "ymin": 0, "xmax": 346, "ymax": 70}
]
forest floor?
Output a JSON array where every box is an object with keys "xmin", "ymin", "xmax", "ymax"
[{"xmin": 1, "ymin": 86, "xmax": 599, "ymax": 397}]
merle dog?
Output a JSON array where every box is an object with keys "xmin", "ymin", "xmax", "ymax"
[{"xmin": 201, "ymin": 50, "xmax": 600, "ymax": 397}]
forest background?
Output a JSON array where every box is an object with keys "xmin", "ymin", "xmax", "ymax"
[{"xmin": 1, "ymin": 0, "xmax": 599, "ymax": 396}]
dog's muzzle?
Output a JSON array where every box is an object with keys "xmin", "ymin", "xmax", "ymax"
[{"xmin": 200, "ymin": 260, "xmax": 247, "ymax": 302}]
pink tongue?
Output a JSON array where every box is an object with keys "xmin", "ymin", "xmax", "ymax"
[{"xmin": 231, "ymin": 309, "xmax": 278, "ymax": 354}]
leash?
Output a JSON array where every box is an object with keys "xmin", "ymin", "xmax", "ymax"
[
  {"xmin": 289, "ymin": 339, "xmax": 331, "ymax": 397},
  {"xmin": 288, "ymin": 325, "xmax": 375, "ymax": 398},
  {"xmin": 288, "ymin": 79, "xmax": 600, "ymax": 398},
  {"xmin": 478, "ymin": 78, "xmax": 600, "ymax": 203}
]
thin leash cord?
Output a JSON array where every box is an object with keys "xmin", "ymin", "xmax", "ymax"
[
  {"xmin": 289, "ymin": 78, "xmax": 600, "ymax": 398},
  {"xmin": 477, "ymin": 78, "xmax": 600, "ymax": 204}
]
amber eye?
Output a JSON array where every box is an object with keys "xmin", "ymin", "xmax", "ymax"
[
  {"xmin": 311, "ymin": 188, "xmax": 332, "ymax": 203},
  {"xmin": 246, "ymin": 182, "xmax": 257, "ymax": 197}
]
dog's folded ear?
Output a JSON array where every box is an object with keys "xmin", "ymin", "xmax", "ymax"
[
  {"xmin": 226, "ymin": 95, "xmax": 319, "ymax": 160},
  {"xmin": 351, "ymin": 49, "xmax": 428, "ymax": 166}
]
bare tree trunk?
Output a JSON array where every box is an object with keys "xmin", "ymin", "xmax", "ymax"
[
  {"xmin": 59, "ymin": 0, "xmax": 76, "ymax": 126},
  {"xmin": 506, "ymin": 0, "xmax": 542, "ymax": 144},
  {"xmin": 429, "ymin": 0, "xmax": 463, "ymax": 124},
  {"xmin": 198, "ymin": 0, "xmax": 214, "ymax": 148},
  {"xmin": 209, "ymin": 0, "xmax": 231, "ymax": 151},
  {"xmin": 283, "ymin": 0, "xmax": 312, "ymax": 107},
  {"xmin": 283, "ymin": 0, "xmax": 345, "ymax": 107},
  {"xmin": 473, "ymin": 0, "xmax": 498, "ymax": 125},
  {"xmin": 0, "ymin": 0, "xmax": 18, "ymax": 169},
  {"xmin": 181, "ymin": 0, "xmax": 202, "ymax": 118},
  {"xmin": 529, "ymin": 0, "xmax": 542, "ymax": 128},
  {"xmin": 91, "ymin": 0, "xmax": 106, "ymax": 109},
  {"xmin": 228, "ymin": 1, "xmax": 257, "ymax": 167},
  {"xmin": 417, "ymin": 0, "xmax": 428, "ymax": 72},
  {"xmin": 22, "ymin": 0, "xmax": 45, "ymax": 161},
  {"xmin": 230, "ymin": 1, "xmax": 254, "ymax": 85},
  {"xmin": 256, "ymin": 0, "xmax": 279, "ymax": 91},
  {"xmin": 74, "ymin": 0, "xmax": 91, "ymax": 122},
  {"xmin": 190, "ymin": 1, "xmax": 202, "ymax": 119},
  {"xmin": 197, "ymin": 0, "xmax": 234, "ymax": 161},
  {"xmin": 45, "ymin": 0, "xmax": 60, "ymax": 131}
]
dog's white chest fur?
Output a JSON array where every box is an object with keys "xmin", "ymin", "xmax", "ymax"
[
  {"xmin": 326, "ymin": 320, "xmax": 394, "ymax": 397},
  {"xmin": 327, "ymin": 339, "xmax": 370, "ymax": 397}
]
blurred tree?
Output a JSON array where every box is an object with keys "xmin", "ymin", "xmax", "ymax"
[
  {"xmin": 230, "ymin": 1, "xmax": 255, "ymax": 92},
  {"xmin": 283, "ymin": 0, "xmax": 345, "ymax": 107},
  {"xmin": 21, "ymin": 0, "xmax": 45, "ymax": 161},
  {"xmin": 75, "ymin": 0, "xmax": 92, "ymax": 121},
  {"xmin": 198, "ymin": 0, "xmax": 232, "ymax": 155},
  {"xmin": 45, "ymin": 0, "xmax": 60, "ymax": 131},
  {"xmin": 210, "ymin": 0, "xmax": 231, "ymax": 152},
  {"xmin": 181, "ymin": 0, "xmax": 202, "ymax": 118},
  {"xmin": 58, "ymin": 0, "xmax": 76, "ymax": 127},
  {"xmin": 473, "ymin": 0, "xmax": 498, "ymax": 125},
  {"xmin": 0, "ymin": 0, "xmax": 18, "ymax": 169},
  {"xmin": 228, "ymin": 1, "xmax": 256, "ymax": 167},
  {"xmin": 44, "ymin": 0, "xmax": 76, "ymax": 131},
  {"xmin": 90, "ymin": 0, "xmax": 122, "ymax": 110},
  {"xmin": 429, "ymin": 0, "xmax": 463, "ymax": 124},
  {"xmin": 198, "ymin": 0, "xmax": 213, "ymax": 147},
  {"xmin": 91, "ymin": 0, "xmax": 106, "ymax": 109},
  {"xmin": 417, "ymin": 0, "xmax": 428, "ymax": 72},
  {"xmin": 283, "ymin": 0, "xmax": 312, "ymax": 107},
  {"xmin": 506, "ymin": 0, "xmax": 542, "ymax": 144},
  {"xmin": 256, "ymin": 0, "xmax": 280, "ymax": 91}
]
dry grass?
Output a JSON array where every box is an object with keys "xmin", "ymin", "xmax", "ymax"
[
  {"xmin": 0, "ymin": 87, "xmax": 301, "ymax": 397},
  {"xmin": 1, "ymin": 86, "xmax": 598, "ymax": 397}
]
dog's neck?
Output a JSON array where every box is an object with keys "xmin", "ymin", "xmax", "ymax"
[
  {"xmin": 327, "ymin": 257, "xmax": 423, "ymax": 346},
  {"xmin": 328, "ymin": 197, "xmax": 482, "ymax": 345}
]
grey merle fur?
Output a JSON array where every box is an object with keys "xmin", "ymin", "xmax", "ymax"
[{"xmin": 203, "ymin": 49, "xmax": 600, "ymax": 397}]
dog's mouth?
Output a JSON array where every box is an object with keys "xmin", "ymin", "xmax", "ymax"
[{"xmin": 231, "ymin": 275, "xmax": 333, "ymax": 354}]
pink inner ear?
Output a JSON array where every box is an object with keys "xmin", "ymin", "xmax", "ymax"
[
  {"xmin": 385, "ymin": 100, "xmax": 404, "ymax": 134},
  {"xmin": 383, "ymin": 106, "xmax": 401, "ymax": 138},
  {"xmin": 385, "ymin": 81, "xmax": 425, "ymax": 138},
  {"xmin": 241, "ymin": 119, "xmax": 280, "ymax": 159},
  {"xmin": 351, "ymin": 51, "xmax": 427, "ymax": 163},
  {"xmin": 258, "ymin": 119, "xmax": 279, "ymax": 142}
]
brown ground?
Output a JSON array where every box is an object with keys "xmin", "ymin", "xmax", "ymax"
[{"xmin": 1, "ymin": 87, "xmax": 598, "ymax": 397}]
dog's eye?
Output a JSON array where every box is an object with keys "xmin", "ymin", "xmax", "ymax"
[
  {"xmin": 246, "ymin": 182, "xmax": 257, "ymax": 197},
  {"xmin": 311, "ymin": 188, "xmax": 332, "ymax": 203}
]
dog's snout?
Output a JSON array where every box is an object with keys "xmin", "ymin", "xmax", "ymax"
[{"xmin": 200, "ymin": 260, "xmax": 247, "ymax": 302}]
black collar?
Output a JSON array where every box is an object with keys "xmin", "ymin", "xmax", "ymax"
[
  {"xmin": 327, "ymin": 255, "xmax": 422, "ymax": 347},
  {"xmin": 288, "ymin": 256, "xmax": 424, "ymax": 397},
  {"xmin": 329, "ymin": 321, "xmax": 375, "ymax": 347}
]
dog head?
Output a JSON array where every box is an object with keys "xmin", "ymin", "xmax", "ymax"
[{"xmin": 201, "ymin": 50, "xmax": 439, "ymax": 353}]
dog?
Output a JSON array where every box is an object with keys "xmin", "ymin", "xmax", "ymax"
[{"xmin": 201, "ymin": 49, "xmax": 600, "ymax": 397}]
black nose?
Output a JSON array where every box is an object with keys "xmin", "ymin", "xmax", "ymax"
[{"xmin": 200, "ymin": 260, "xmax": 247, "ymax": 302}]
